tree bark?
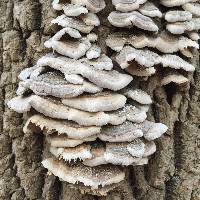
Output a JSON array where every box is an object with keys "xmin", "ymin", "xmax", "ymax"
[{"xmin": 0, "ymin": 0, "xmax": 199, "ymax": 200}]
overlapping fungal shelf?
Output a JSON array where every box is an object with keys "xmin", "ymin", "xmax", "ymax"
[
  {"xmin": 7, "ymin": 0, "xmax": 199, "ymax": 196},
  {"xmin": 107, "ymin": 0, "xmax": 199, "ymax": 82}
]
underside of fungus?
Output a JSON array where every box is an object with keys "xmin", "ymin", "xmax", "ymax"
[{"xmin": 7, "ymin": 0, "xmax": 198, "ymax": 196}]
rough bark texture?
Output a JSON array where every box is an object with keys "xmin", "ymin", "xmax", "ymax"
[{"xmin": 0, "ymin": 0, "xmax": 199, "ymax": 200}]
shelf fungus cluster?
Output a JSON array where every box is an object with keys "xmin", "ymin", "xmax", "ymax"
[
  {"xmin": 107, "ymin": 0, "xmax": 199, "ymax": 83},
  {"xmin": 7, "ymin": 0, "xmax": 199, "ymax": 197}
]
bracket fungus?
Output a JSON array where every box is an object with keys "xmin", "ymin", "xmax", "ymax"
[
  {"xmin": 108, "ymin": 11, "xmax": 158, "ymax": 32},
  {"xmin": 52, "ymin": 15, "xmax": 94, "ymax": 34},
  {"xmin": 112, "ymin": 0, "xmax": 147, "ymax": 12},
  {"xmin": 160, "ymin": 0, "xmax": 197, "ymax": 7},
  {"xmin": 47, "ymin": 134, "xmax": 97, "ymax": 148},
  {"xmin": 138, "ymin": 2, "xmax": 162, "ymax": 18},
  {"xmin": 45, "ymin": 37, "xmax": 92, "ymax": 59},
  {"xmin": 183, "ymin": 2, "xmax": 200, "ymax": 17},
  {"xmin": 81, "ymin": 13, "xmax": 100, "ymax": 26},
  {"xmin": 167, "ymin": 18, "xmax": 200, "ymax": 34},
  {"xmin": 71, "ymin": 0, "xmax": 106, "ymax": 13},
  {"xmin": 116, "ymin": 46, "xmax": 195, "ymax": 72},
  {"xmin": 8, "ymin": 0, "xmax": 200, "ymax": 196},
  {"xmin": 86, "ymin": 44, "xmax": 101, "ymax": 59},
  {"xmin": 165, "ymin": 10, "xmax": 192, "ymax": 22},
  {"xmin": 23, "ymin": 114, "xmax": 101, "ymax": 139},
  {"xmin": 106, "ymin": 31, "xmax": 199, "ymax": 54},
  {"xmin": 161, "ymin": 74, "xmax": 189, "ymax": 86},
  {"xmin": 42, "ymin": 158, "xmax": 125, "ymax": 189},
  {"xmin": 122, "ymin": 88, "xmax": 152, "ymax": 105},
  {"xmin": 17, "ymin": 71, "xmax": 102, "ymax": 98},
  {"xmin": 187, "ymin": 31, "xmax": 200, "ymax": 41},
  {"xmin": 62, "ymin": 92, "xmax": 127, "ymax": 112},
  {"xmin": 37, "ymin": 54, "xmax": 133, "ymax": 91}
]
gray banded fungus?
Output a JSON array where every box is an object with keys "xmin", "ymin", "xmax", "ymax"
[
  {"xmin": 139, "ymin": 2, "xmax": 162, "ymax": 18},
  {"xmin": 37, "ymin": 54, "xmax": 133, "ymax": 91},
  {"xmin": 17, "ymin": 72, "xmax": 102, "ymax": 98},
  {"xmin": 87, "ymin": 32, "xmax": 98, "ymax": 42},
  {"xmin": 160, "ymin": 0, "xmax": 197, "ymax": 7},
  {"xmin": 183, "ymin": 3, "xmax": 200, "ymax": 17},
  {"xmin": 7, "ymin": 0, "xmax": 172, "ymax": 195},
  {"xmin": 116, "ymin": 46, "xmax": 195, "ymax": 72},
  {"xmin": 143, "ymin": 141, "xmax": 156, "ymax": 157},
  {"xmin": 48, "ymin": 139, "xmax": 157, "ymax": 166},
  {"xmin": 47, "ymin": 27, "xmax": 82, "ymax": 40},
  {"xmin": 104, "ymin": 142, "xmax": 146, "ymax": 166},
  {"xmin": 49, "ymin": 145, "xmax": 93, "ymax": 161},
  {"xmin": 7, "ymin": 96, "xmax": 32, "ymax": 113},
  {"xmin": 86, "ymin": 44, "xmax": 101, "ymax": 59},
  {"xmin": 42, "ymin": 158, "xmax": 125, "ymax": 189},
  {"xmin": 8, "ymin": 95, "xmax": 110, "ymax": 126},
  {"xmin": 167, "ymin": 18, "xmax": 200, "ymax": 34},
  {"xmin": 127, "ymin": 139, "xmax": 146, "ymax": 158},
  {"xmin": 161, "ymin": 74, "xmax": 189, "ymax": 86},
  {"xmin": 71, "ymin": 0, "xmax": 106, "ymax": 13},
  {"xmin": 83, "ymin": 146, "xmax": 107, "ymax": 167},
  {"xmin": 98, "ymin": 121, "xmax": 143, "ymax": 142},
  {"xmin": 187, "ymin": 31, "xmax": 200, "ymax": 41},
  {"xmin": 44, "ymin": 37, "xmax": 91, "ymax": 59},
  {"xmin": 23, "ymin": 115, "xmax": 101, "ymax": 139},
  {"xmin": 139, "ymin": 120, "xmax": 168, "ymax": 141},
  {"xmin": 112, "ymin": 0, "xmax": 147, "ymax": 12},
  {"xmin": 161, "ymin": 54, "xmax": 195, "ymax": 71},
  {"xmin": 106, "ymin": 31, "xmax": 199, "ymax": 54},
  {"xmin": 80, "ymin": 54, "xmax": 113, "ymax": 70},
  {"xmin": 52, "ymin": 1, "xmax": 89, "ymax": 16},
  {"xmin": 52, "ymin": 0, "xmax": 63, "ymax": 10},
  {"xmin": 122, "ymin": 104, "xmax": 147, "ymax": 123},
  {"xmin": 125, "ymin": 62, "xmax": 156, "ymax": 77},
  {"xmin": 18, "ymin": 65, "xmax": 39, "ymax": 81},
  {"xmin": 80, "ymin": 13, "xmax": 100, "ymax": 26},
  {"xmin": 52, "ymin": 15, "xmax": 94, "ymax": 33},
  {"xmin": 122, "ymin": 88, "xmax": 152, "ymax": 105},
  {"xmin": 63, "ymin": 4, "xmax": 88, "ymax": 16},
  {"xmin": 62, "ymin": 92, "xmax": 127, "ymax": 112},
  {"xmin": 116, "ymin": 46, "xmax": 161, "ymax": 69},
  {"xmin": 180, "ymin": 48, "xmax": 194, "ymax": 58},
  {"xmin": 47, "ymin": 134, "xmax": 97, "ymax": 148},
  {"xmin": 108, "ymin": 11, "xmax": 158, "ymax": 32},
  {"xmin": 106, "ymin": 105, "xmax": 145, "ymax": 125},
  {"xmin": 130, "ymin": 101, "xmax": 150, "ymax": 113},
  {"xmin": 165, "ymin": 10, "xmax": 192, "ymax": 22}
]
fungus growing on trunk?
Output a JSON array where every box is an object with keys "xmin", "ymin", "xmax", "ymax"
[
  {"xmin": 167, "ymin": 18, "xmax": 200, "ymax": 34},
  {"xmin": 161, "ymin": 74, "xmax": 189, "ymax": 86},
  {"xmin": 183, "ymin": 2, "xmax": 200, "ymax": 17},
  {"xmin": 160, "ymin": 0, "xmax": 197, "ymax": 7},
  {"xmin": 139, "ymin": 2, "xmax": 162, "ymax": 18},
  {"xmin": 165, "ymin": 10, "xmax": 192, "ymax": 22},
  {"xmin": 62, "ymin": 92, "xmax": 127, "ymax": 112},
  {"xmin": 42, "ymin": 158, "xmax": 125, "ymax": 189},
  {"xmin": 7, "ymin": 0, "xmax": 199, "ymax": 196},
  {"xmin": 116, "ymin": 46, "xmax": 195, "ymax": 72},
  {"xmin": 108, "ymin": 11, "xmax": 158, "ymax": 31},
  {"xmin": 23, "ymin": 114, "xmax": 101, "ymax": 139},
  {"xmin": 112, "ymin": 0, "xmax": 147, "ymax": 12},
  {"xmin": 106, "ymin": 31, "xmax": 199, "ymax": 54}
]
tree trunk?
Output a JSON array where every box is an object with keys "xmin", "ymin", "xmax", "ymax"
[{"xmin": 0, "ymin": 0, "xmax": 199, "ymax": 200}]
